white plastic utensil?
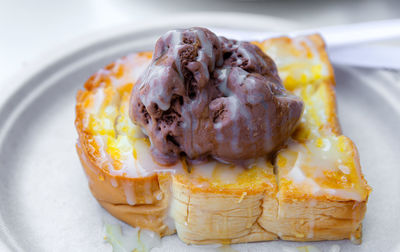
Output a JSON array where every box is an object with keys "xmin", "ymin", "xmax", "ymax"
[
  {"xmin": 211, "ymin": 19, "xmax": 400, "ymax": 70},
  {"xmin": 292, "ymin": 19, "xmax": 400, "ymax": 49},
  {"xmin": 212, "ymin": 19, "xmax": 400, "ymax": 48}
]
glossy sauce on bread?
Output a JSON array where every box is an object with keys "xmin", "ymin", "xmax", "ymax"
[{"xmin": 75, "ymin": 34, "xmax": 370, "ymax": 243}]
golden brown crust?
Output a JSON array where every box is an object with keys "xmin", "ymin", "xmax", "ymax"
[
  {"xmin": 319, "ymin": 80, "xmax": 342, "ymax": 135},
  {"xmin": 77, "ymin": 141, "xmax": 175, "ymax": 236}
]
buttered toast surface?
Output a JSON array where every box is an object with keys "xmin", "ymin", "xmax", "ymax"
[{"xmin": 75, "ymin": 34, "xmax": 370, "ymax": 244}]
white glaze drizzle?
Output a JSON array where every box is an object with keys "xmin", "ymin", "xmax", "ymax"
[
  {"xmin": 281, "ymin": 137, "xmax": 364, "ymax": 201},
  {"xmin": 122, "ymin": 181, "xmax": 136, "ymax": 205},
  {"xmin": 139, "ymin": 64, "xmax": 173, "ymax": 111}
]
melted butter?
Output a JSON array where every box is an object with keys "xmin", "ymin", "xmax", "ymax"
[
  {"xmin": 186, "ymin": 157, "xmax": 275, "ymax": 190},
  {"xmin": 114, "ymin": 54, "xmax": 152, "ymax": 88},
  {"xmin": 212, "ymin": 163, "xmax": 245, "ymax": 184},
  {"xmin": 82, "ymin": 54, "xmax": 188, "ymax": 179},
  {"xmin": 85, "ymin": 60, "xmax": 184, "ymax": 179},
  {"xmin": 87, "ymin": 88, "xmax": 105, "ymax": 114},
  {"xmin": 190, "ymin": 161, "xmax": 217, "ymax": 178},
  {"xmin": 96, "ymin": 135, "xmax": 184, "ymax": 178},
  {"xmin": 190, "ymin": 161, "xmax": 245, "ymax": 184},
  {"xmin": 261, "ymin": 36, "xmax": 329, "ymax": 90},
  {"xmin": 291, "ymin": 80, "xmax": 337, "ymax": 143},
  {"xmin": 277, "ymin": 136, "xmax": 366, "ymax": 201}
]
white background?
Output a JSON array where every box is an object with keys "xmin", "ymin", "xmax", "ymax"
[{"xmin": 1, "ymin": 0, "xmax": 399, "ymax": 83}]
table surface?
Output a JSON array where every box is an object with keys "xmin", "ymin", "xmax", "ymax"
[{"xmin": 1, "ymin": 0, "xmax": 399, "ymax": 84}]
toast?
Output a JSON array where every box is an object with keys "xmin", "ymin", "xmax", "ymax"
[{"xmin": 75, "ymin": 34, "xmax": 371, "ymax": 244}]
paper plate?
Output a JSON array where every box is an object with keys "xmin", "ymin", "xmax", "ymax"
[{"xmin": 0, "ymin": 12, "xmax": 399, "ymax": 252}]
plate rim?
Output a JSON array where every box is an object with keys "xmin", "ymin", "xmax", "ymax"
[
  {"xmin": 0, "ymin": 11, "xmax": 299, "ymax": 110},
  {"xmin": 0, "ymin": 12, "xmax": 299, "ymax": 251}
]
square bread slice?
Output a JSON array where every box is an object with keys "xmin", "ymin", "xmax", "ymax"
[{"xmin": 75, "ymin": 34, "xmax": 371, "ymax": 245}]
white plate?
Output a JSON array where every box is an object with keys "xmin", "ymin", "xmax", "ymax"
[{"xmin": 0, "ymin": 12, "xmax": 399, "ymax": 252}]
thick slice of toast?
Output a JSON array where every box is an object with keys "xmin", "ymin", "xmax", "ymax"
[{"xmin": 75, "ymin": 34, "xmax": 370, "ymax": 244}]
